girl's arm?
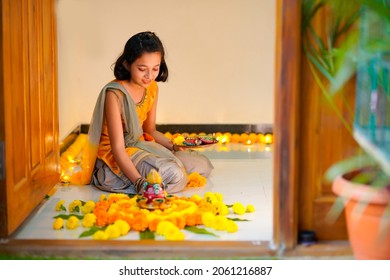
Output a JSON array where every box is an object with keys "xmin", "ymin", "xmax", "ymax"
[
  {"xmin": 143, "ymin": 88, "xmax": 178, "ymax": 151},
  {"xmin": 105, "ymin": 90, "xmax": 143, "ymax": 183}
]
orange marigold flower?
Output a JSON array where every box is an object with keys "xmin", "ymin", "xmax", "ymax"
[
  {"xmin": 148, "ymin": 217, "xmax": 162, "ymax": 232},
  {"xmin": 131, "ymin": 214, "xmax": 149, "ymax": 232},
  {"xmin": 186, "ymin": 172, "xmax": 207, "ymax": 188}
]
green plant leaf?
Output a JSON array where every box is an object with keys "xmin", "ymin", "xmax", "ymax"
[
  {"xmin": 184, "ymin": 226, "xmax": 219, "ymax": 237},
  {"xmin": 228, "ymin": 217, "xmax": 251, "ymax": 222},
  {"xmin": 140, "ymin": 229, "xmax": 155, "ymax": 240},
  {"xmin": 79, "ymin": 226, "xmax": 103, "ymax": 238},
  {"xmin": 53, "ymin": 214, "xmax": 84, "ymax": 220},
  {"xmin": 324, "ymin": 153, "xmax": 376, "ymax": 183}
]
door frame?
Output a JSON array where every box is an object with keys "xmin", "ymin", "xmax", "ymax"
[{"xmin": 0, "ymin": 0, "xmax": 302, "ymax": 258}]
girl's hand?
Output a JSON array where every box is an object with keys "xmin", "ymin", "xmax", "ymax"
[{"xmin": 172, "ymin": 144, "xmax": 185, "ymax": 152}]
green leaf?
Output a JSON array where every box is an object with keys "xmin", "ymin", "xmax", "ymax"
[
  {"xmin": 228, "ymin": 217, "xmax": 251, "ymax": 222},
  {"xmin": 53, "ymin": 214, "xmax": 84, "ymax": 220},
  {"xmin": 324, "ymin": 153, "xmax": 376, "ymax": 183},
  {"xmin": 184, "ymin": 226, "xmax": 219, "ymax": 237},
  {"xmin": 79, "ymin": 226, "xmax": 103, "ymax": 238},
  {"xmin": 139, "ymin": 229, "xmax": 155, "ymax": 240}
]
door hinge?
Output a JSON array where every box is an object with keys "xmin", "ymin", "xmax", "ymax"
[{"xmin": 0, "ymin": 142, "xmax": 4, "ymax": 180}]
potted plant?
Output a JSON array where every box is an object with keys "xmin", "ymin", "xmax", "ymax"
[{"xmin": 302, "ymin": 0, "xmax": 390, "ymax": 259}]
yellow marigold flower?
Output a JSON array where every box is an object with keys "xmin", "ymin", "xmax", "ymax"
[
  {"xmin": 214, "ymin": 201, "xmax": 229, "ymax": 216},
  {"xmin": 214, "ymin": 192, "xmax": 224, "ymax": 202},
  {"xmin": 246, "ymin": 204, "xmax": 255, "ymax": 213},
  {"xmin": 114, "ymin": 220, "xmax": 130, "ymax": 235},
  {"xmin": 165, "ymin": 230, "xmax": 185, "ymax": 241},
  {"xmin": 53, "ymin": 217, "xmax": 64, "ymax": 230},
  {"xmin": 232, "ymin": 202, "xmax": 246, "ymax": 215},
  {"xmin": 55, "ymin": 199, "xmax": 66, "ymax": 212},
  {"xmin": 99, "ymin": 194, "xmax": 106, "ymax": 201},
  {"xmin": 204, "ymin": 192, "xmax": 217, "ymax": 203},
  {"xmin": 156, "ymin": 220, "xmax": 176, "ymax": 236},
  {"xmin": 82, "ymin": 213, "xmax": 97, "ymax": 228},
  {"xmin": 66, "ymin": 216, "xmax": 80, "ymax": 230},
  {"xmin": 172, "ymin": 135, "xmax": 185, "ymax": 146},
  {"xmin": 105, "ymin": 224, "xmax": 121, "ymax": 239},
  {"xmin": 81, "ymin": 200, "xmax": 96, "ymax": 214},
  {"xmin": 68, "ymin": 200, "xmax": 82, "ymax": 212},
  {"xmin": 201, "ymin": 212, "xmax": 215, "ymax": 227},
  {"xmin": 190, "ymin": 194, "xmax": 202, "ymax": 202},
  {"xmin": 226, "ymin": 220, "xmax": 239, "ymax": 233},
  {"xmin": 213, "ymin": 216, "xmax": 229, "ymax": 231},
  {"xmin": 93, "ymin": 230, "xmax": 108, "ymax": 240}
]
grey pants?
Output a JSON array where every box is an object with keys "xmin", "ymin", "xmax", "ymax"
[{"xmin": 91, "ymin": 150, "xmax": 213, "ymax": 194}]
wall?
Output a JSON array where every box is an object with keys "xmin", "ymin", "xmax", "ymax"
[{"xmin": 56, "ymin": 0, "xmax": 276, "ymax": 140}]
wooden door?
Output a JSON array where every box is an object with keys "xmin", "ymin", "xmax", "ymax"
[{"xmin": 0, "ymin": 0, "xmax": 59, "ymax": 237}]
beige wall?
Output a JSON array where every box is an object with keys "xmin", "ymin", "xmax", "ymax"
[{"xmin": 57, "ymin": 0, "xmax": 276, "ymax": 140}]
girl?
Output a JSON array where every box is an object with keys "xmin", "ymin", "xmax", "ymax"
[{"xmin": 86, "ymin": 31, "xmax": 213, "ymax": 194}]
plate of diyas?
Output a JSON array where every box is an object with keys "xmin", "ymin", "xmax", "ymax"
[{"xmin": 173, "ymin": 134, "xmax": 219, "ymax": 149}]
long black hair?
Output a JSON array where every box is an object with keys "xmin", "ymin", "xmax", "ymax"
[{"xmin": 113, "ymin": 31, "xmax": 168, "ymax": 82}]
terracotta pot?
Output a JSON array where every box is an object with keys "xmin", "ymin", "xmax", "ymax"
[{"xmin": 332, "ymin": 171, "xmax": 390, "ymax": 260}]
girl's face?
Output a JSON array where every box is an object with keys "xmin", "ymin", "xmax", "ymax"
[{"xmin": 129, "ymin": 52, "xmax": 162, "ymax": 88}]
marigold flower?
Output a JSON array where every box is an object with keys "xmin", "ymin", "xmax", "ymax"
[
  {"xmin": 81, "ymin": 200, "xmax": 96, "ymax": 214},
  {"xmin": 68, "ymin": 200, "xmax": 82, "ymax": 212},
  {"xmin": 156, "ymin": 220, "xmax": 185, "ymax": 240},
  {"xmin": 93, "ymin": 230, "xmax": 108, "ymax": 240},
  {"xmin": 55, "ymin": 199, "xmax": 66, "ymax": 212},
  {"xmin": 226, "ymin": 220, "xmax": 239, "ymax": 233},
  {"xmin": 213, "ymin": 216, "xmax": 229, "ymax": 231},
  {"xmin": 53, "ymin": 217, "xmax": 64, "ymax": 230},
  {"xmin": 66, "ymin": 216, "xmax": 80, "ymax": 230},
  {"xmin": 246, "ymin": 204, "xmax": 255, "ymax": 213},
  {"xmin": 156, "ymin": 220, "xmax": 176, "ymax": 236},
  {"xmin": 105, "ymin": 224, "xmax": 121, "ymax": 239},
  {"xmin": 172, "ymin": 135, "xmax": 185, "ymax": 146},
  {"xmin": 114, "ymin": 220, "xmax": 130, "ymax": 235},
  {"xmin": 232, "ymin": 202, "xmax": 246, "ymax": 215},
  {"xmin": 214, "ymin": 201, "xmax": 229, "ymax": 216},
  {"xmin": 82, "ymin": 213, "xmax": 97, "ymax": 228},
  {"xmin": 99, "ymin": 194, "xmax": 106, "ymax": 201},
  {"xmin": 186, "ymin": 172, "xmax": 207, "ymax": 188},
  {"xmin": 165, "ymin": 230, "xmax": 185, "ymax": 241},
  {"xmin": 201, "ymin": 212, "xmax": 215, "ymax": 227},
  {"xmin": 190, "ymin": 194, "xmax": 202, "ymax": 202},
  {"xmin": 204, "ymin": 192, "xmax": 216, "ymax": 203},
  {"xmin": 214, "ymin": 192, "xmax": 224, "ymax": 202}
]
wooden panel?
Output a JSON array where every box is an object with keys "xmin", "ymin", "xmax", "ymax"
[
  {"xmin": 273, "ymin": 0, "xmax": 301, "ymax": 250},
  {"xmin": 28, "ymin": 0, "xmax": 43, "ymax": 170},
  {"xmin": 297, "ymin": 6, "xmax": 358, "ymax": 240},
  {"xmin": 0, "ymin": 0, "xmax": 59, "ymax": 237}
]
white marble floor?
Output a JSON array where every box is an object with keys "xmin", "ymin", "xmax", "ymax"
[{"xmin": 13, "ymin": 143, "xmax": 273, "ymax": 242}]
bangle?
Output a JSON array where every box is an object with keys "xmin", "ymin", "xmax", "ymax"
[
  {"xmin": 134, "ymin": 177, "xmax": 146, "ymax": 193},
  {"xmin": 171, "ymin": 144, "xmax": 176, "ymax": 152}
]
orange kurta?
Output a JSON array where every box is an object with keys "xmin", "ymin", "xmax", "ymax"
[{"xmin": 96, "ymin": 81, "xmax": 157, "ymax": 175}]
